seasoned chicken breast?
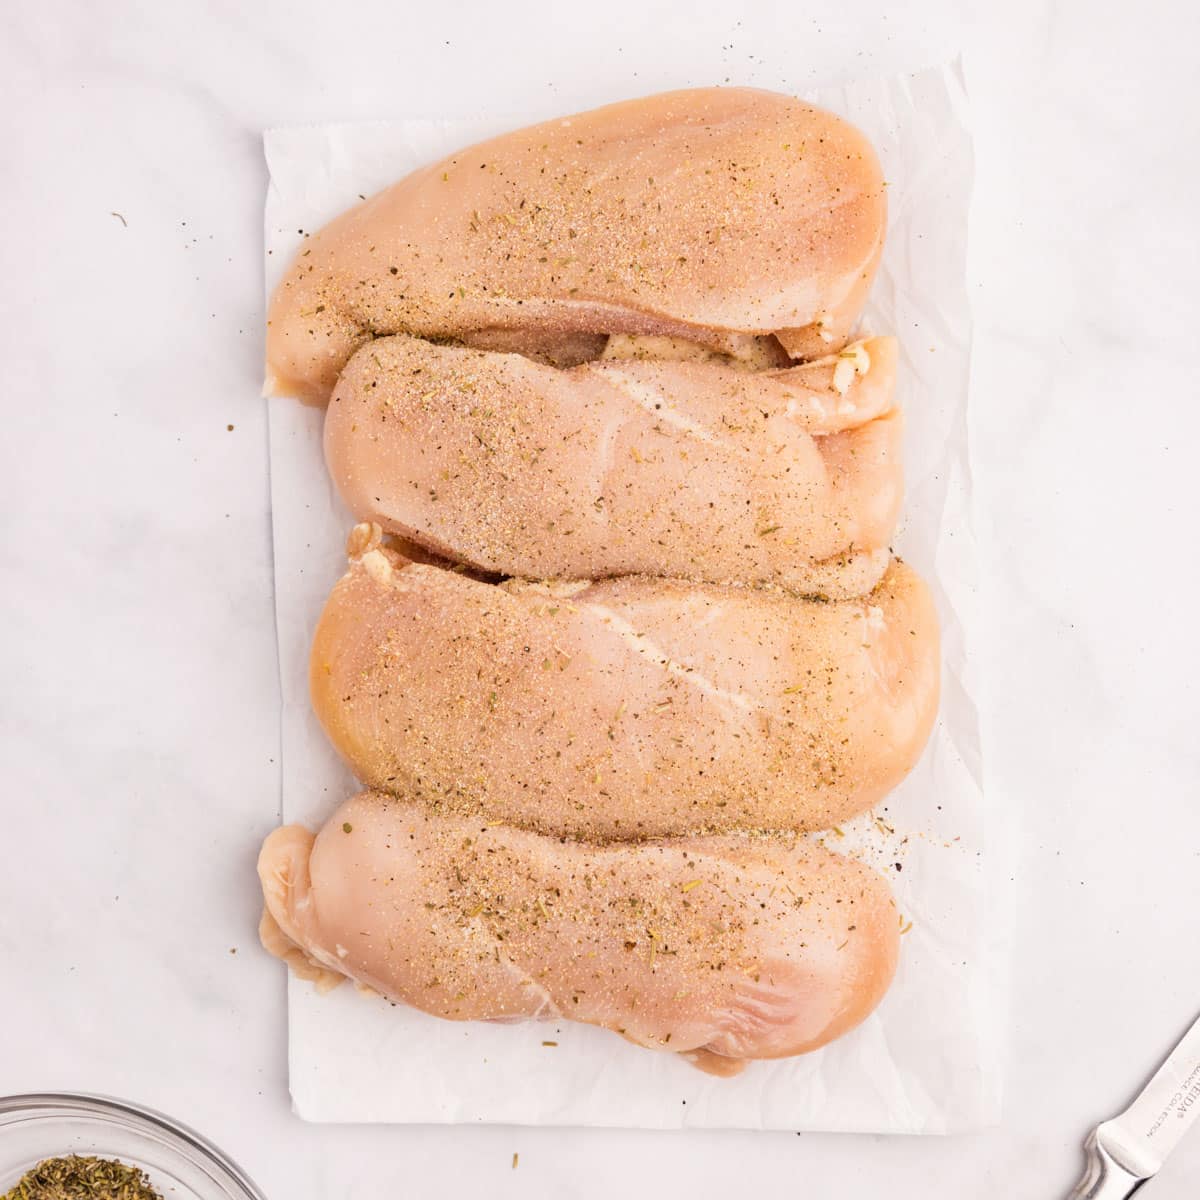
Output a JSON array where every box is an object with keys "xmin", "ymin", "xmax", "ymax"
[
  {"xmin": 259, "ymin": 792, "xmax": 901, "ymax": 1074},
  {"xmin": 325, "ymin": 335, "xmax": 901, "ymax": 591},
  {"xmin": 310, "ymin": 526, "xmax": 940, "ymax": 839},
  {"xmin": 266, "ymin": 88, "xmax": 886, "ymax": 403}
]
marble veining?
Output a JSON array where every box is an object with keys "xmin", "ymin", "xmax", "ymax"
[{"xmin": 2, "ymin": 1, "xmax": 1198, "ymax": 1196}]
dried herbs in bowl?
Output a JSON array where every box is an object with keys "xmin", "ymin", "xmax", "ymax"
[{"xmin": 3, "ymin": 1154, "xmax": 162, "ymax": 1199}]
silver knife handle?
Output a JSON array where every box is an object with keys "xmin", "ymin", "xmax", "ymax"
[{"xmin": 1067, "ymin": 1131, "xmax": 1148, "ymax": 1200}]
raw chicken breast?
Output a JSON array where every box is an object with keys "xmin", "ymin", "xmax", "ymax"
[
  {"xmin": 259, "ymin": 792, "xmax": 900, "ymax": 1074},
  {"xmin": 265, "ymin": 88, "xmax": 886, "ymax": 403},
  {"xmin": 310, "ymin": 526, "xmax": 940, "ymax": 839},
  {"xmin": 325, "ymin": 334, "xmax": 901, "ymax": 591}
]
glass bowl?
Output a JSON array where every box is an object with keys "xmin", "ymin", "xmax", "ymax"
[{"xmin": 0, "ymin": 1093, "xmax": 265, "ymax": 1199}]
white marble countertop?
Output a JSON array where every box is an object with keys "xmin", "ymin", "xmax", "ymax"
[{"xmin": 3, "ymin": 1, "xmax": 1198, "ymax": 1196}]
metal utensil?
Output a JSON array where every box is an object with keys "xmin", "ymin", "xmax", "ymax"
[{"xmin": 1068, "ymin": 1010, "xmax": 1200, "ymax": 1198}]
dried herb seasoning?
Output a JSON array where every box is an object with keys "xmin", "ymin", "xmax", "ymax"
[{"xmin": 2, "ymin": 1154, "xmax": 162, "ymax": 1200}]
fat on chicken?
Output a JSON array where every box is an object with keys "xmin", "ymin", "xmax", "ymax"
[
  {"xmin": 259, "ymin": 791, "xmax": 901, "ymax": 1074},
  {"xmin": 325, "ymin": 334, "xmax": 901, "ymax": 593},
  {"xmin": 310, "ymin": 526, "xmax": 940, "ymax": 840},
  {"xmin": 265, "ymin": 88, "xmax": 886, "ymax": 403}
]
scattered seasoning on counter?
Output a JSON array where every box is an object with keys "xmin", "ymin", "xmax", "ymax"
[{"xmin": 2, "ymin": 1155, "xmax": 162, "ymax": 1200}]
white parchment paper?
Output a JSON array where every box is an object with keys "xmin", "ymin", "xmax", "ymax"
[{"xmin": 263, "ymin": 61, "xmax": 1000, "ymax": 1132}]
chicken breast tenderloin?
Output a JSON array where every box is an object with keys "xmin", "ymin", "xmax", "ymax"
[
  {"xmin": 311, "ymin": 526, "xmax": 940, "ymax": 839},
  {"xmin": 259, "ymin": 792, "xmax": 900, "ymax": 1075},
  {"xmin": 326, "ymin": 334, "xmax": 901, "ymax": 592},
  {"xmin": 265, "ymin": 88, "xmax": 886, "ymax": 403}
]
